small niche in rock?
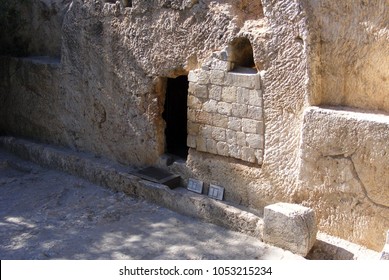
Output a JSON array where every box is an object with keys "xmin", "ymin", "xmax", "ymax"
[
  {"xmin": 123, "ymin": 0, "xmax": 132, "ymax": 7},
  {"xmin": 105, "ymin": 0, "xmax": 132, "ymax": 7},
  {"xmin": 229, "ymin": 37, "xmax": 258, "ymax": 74}
]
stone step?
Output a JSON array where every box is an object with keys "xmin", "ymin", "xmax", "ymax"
[{"xmin": 0, "ymin": 136, "xmax": 379, "ymax": 259}]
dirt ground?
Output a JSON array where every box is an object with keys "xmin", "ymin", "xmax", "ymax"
[{"xmin": 0, "ymin": 148, "xmax": 303, "ymax": 260}]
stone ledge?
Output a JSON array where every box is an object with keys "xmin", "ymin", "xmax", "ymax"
[
  {"xmin": 0, "ymin": 136, "xmax": 380, "ymax": 259},
  {"xmin": 0, "ymin": 136, "xmax": 263, "ymax": 239}
]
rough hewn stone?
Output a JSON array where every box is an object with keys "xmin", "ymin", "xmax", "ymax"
[
  {"xmin": 1, "ymin": 0, "xmax": 387, "ymax": 252},
  {"xmin": 308, "ymin": 0, "xmax": 389, "ymax": 112},
  {"xmin": 209, "ymin": 70, "xmax": 225, "ymax": 85},
  {"xmin": 299, "ymin": 107, "xmax": 389, "ymax": 250},
  {"xmin": 221, "ymin": 86, "xmax": 237, "ymax": 103},
  {"xmin": 232, "ymin": 103, "xmax": 248, "ymax": 118},
  {"xmin": 246, "ymin": 134, "xmax": 263, "ymax": 149},
  {"xmin": 263, "ymin": 203, "xmax": 317, "ymax": 256},
  {"xmin": 242, "ymin": 119, "xmax": 261, "ymax": 134},
  {"xmin": 241, "ymin": 147, "xmax": 256, "ymax": 163},
  {"xmin": 209, "ymin": 85, "xmax": 222, "ymax": 101},
  {"xmin": 216, "ymin": 142, "xmax": 229, "ymax": 157},
  {"xmin": 187, "ymin": 135, "xmax": 196, "ymax": 149},
  {"xmin": 217, "ymin": 102, "xmax": 232, "ymax": 116},
  {"xmin": 212, "ymin": 114, "xmax": 228, "ymax": 128},
  {"xmin": 212, "ymin": 127, "xmax": 226, "ymax": 142},
  {"xmin": 203, "ymin": 99, "xmax": 218, "ymax": 113}
]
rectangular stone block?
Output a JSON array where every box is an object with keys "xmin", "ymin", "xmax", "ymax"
[
  {"xmin": 216, "ymin": 141, "xmax": 229, "ymax": 157},
  {"xmin": 189, "ymin": 83, "xmax": 208, "ymax": 98},
  {"xmin": 210, "ymin": 70, "xmax": 225, "ymax": 85},
  {"xmin": 203, "ymin": 99, "xmax": 218, "ymax": 113},
  {"xmin": 212, "ymin": 114, "xmax": 228, "ymax": 128},
  {"xmin": 197, "ymin": 70, "xmax": 210, "ymax": 85},
  {"xmin": 196, "ymin": 136, "xmax": 207, "ymax": 152},
  {"xmin": 226, "ymin": 129, "xmax": 236, "ymax": 145},
  {"xmin": 226, "ymin": 72, "xmax": 257, "ymax": 89},
  {"xmin": 263, "ymin": 203, "xmax": 317, "ymax": 256},
  {"xmin": 241, "ymin": 147, "xmax": 256, "ymax": 163},
  {"xmin": 228, "ymin": 117, "xmax": 242, "ymax": 131},
  {"xmin": 248, "ymin": 89, "xmax": 262, "ymax": 106},
  {"xmin": 221, "ymin": 86, "xmax": 237, "ymax": 103},
  {"xmin": 229, "ymin": 144, "xmax": 241, "ymax": 159},
  {"xmin": 209, "ymin": 85, "xmax": 222, "ymax": 101},
  {"xmin": 212, "ymin": 127, "xmax": 226, "ymax": 142},
  {"xmin": 246, "ymin": 134, "xmax": 264, "ymax": 149},
  {"xmin": 254, "ymin": 73, "xmax": 262, "ymax": 90},
  {"xmin": 246, "ymin": 105, "xmax": 263, "ymax": 120},
  {"xmin": 200, "ymin": 125, "xmax": 213, "ymax": 139},
  {"xmin": 196, "ymin": 111, "xmax": 212, "ymax": 124},
  {"xmin": 217, "ymin": 102, "xmax": 232, "ymax": 115},
  {"xmin": 255, "ymin": 149, "xmax": 264, "ymax": 164},
  {"xmin": 187, "ymin": 135, "xmax": 196, "ymax": 148},
  {"xmin": 242, "ymin": 118, "xmax": 262, "ymax": 134},
  {"xmin": 211, "ymin": 59, "xmax": 232, "ymax": 71},
  {"xmin": 206, "ymin": 138, "xmax": 217, "ymax": 154},
  {"xmin": 194, "ymin": 84, "xmax": 208, "ymax": 99},
  {"xmin": 236, "ymin": 132, "xmax": 246, "ymax": 146},
  {"xmin": 232, "ymin": 103, "xmax": 248, "ymax": 118},
  {"xmin": 188, "ymin": 95, "xmax": 202, "ymax": 110},
  {"xmin": 236, "ymin": 87, "xmax": 250, "ymax": 104}
]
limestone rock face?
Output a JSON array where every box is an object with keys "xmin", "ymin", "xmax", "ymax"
[
  {"xmin": 298, "ymin": 107, "xmax": 389, "ymax": 250},
  {"xmin": 0, "ymin": 0, "xmax": 71, "ymax": 56},
  {"xmin": 307, "ymin": 0, "xmax": 389, "ymax": 112},
  {"xmin": 2, "ymin": 0, "xmax": 267, "ymax": 165}
]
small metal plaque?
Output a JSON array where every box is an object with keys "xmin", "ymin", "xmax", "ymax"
[
  {"xmin": 208, "ymin": 184, "xmax": 224, "ymax": 201},
  {"xmin": 187, "ymin": 178, "xmax": 204, "ymax": 194}
]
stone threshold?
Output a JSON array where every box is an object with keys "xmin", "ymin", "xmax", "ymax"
[{"xmin": 0, "ymin": 136, "xmax": 379, "ymax": 259}]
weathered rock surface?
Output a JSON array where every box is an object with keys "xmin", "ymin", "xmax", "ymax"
[
  {"xmin": 0, "ymin": 0, "xmax": 71, "ymax": 56},
  {"xmin": 0, "ymin": 146, "xmax": 304, "ymax": 260},
  {"xmin": 0, "ymin": 0, "xmax": 388, "ymax": 252},
  {"xmin": 298, "ymin": 107, "xmax": 389, "ymax": 250},
  {"xmin": 263, "ymin": 203, "xmax": 317, "ymax": 256},
  {"xmin": 0, "ymin": 136, "xmax": 380, "ymax": 260},
  {"xmin": 307, "ymin": 0, "xmax": 389, "ymax": 112},
  {"xmin": 0, "ymin": 136, "xmax": 264, "ymax": 239}
]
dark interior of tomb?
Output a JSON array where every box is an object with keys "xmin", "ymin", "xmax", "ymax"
[
  {"xmin": 229, "ymin": 37, "xmax": 257, "ymax": 73},
  {"xmin": 163, "ymin": 75, "xmax": 189, "ymax": 159}
]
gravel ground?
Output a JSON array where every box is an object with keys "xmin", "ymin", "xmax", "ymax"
[{"xmin": 0, "ymin": 148, "xmax": 303, "ymax": 260}]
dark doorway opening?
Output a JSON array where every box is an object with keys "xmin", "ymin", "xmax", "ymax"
[{"xmin": 163, "ymin": 75, "xmax": 189, "ymax": 159}]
